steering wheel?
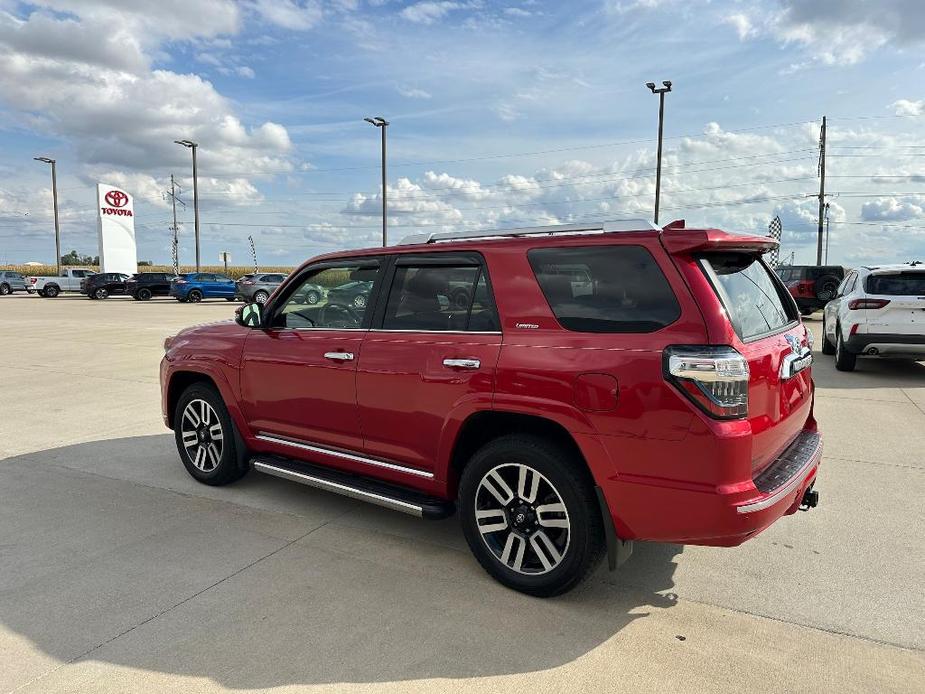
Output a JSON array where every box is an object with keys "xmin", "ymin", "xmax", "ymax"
[{"xmin": 320, "ymin": 302, "xmax": 361, "ymax": 328}]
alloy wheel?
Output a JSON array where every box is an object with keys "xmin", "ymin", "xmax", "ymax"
[
  {"xmin": 180, "ymin": 399, "xmax": 224, "ymax": 472},
  {"xmin": 474, "ymin": 463, "xmax": 571, "ymax": 575},
  {"xmin": 353, "ymin": 294, "xmax": 367, "ymax": 309}
]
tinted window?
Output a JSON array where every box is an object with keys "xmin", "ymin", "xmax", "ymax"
[
  {"xmin": 528, "ymin": 245, "xmax": 680, "ymax": 333},
  {"xmin": 273, "ymin": 263, "xmax": 379, "ymax": 329},
  {"xmin": 382, "ymin": 264, "xmax": 498, "ymax": 332},
  {"xmin": 866, "ymin": 271, "xmax": 925, "ymax": 295},
  {"xmin": 702, "ymin": 254, "xmax": 796, "ymax": 340}
]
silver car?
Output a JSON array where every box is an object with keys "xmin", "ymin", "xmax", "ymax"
[
  {"xmin": 0, "ymin": 271, "xmax": 30, "ymax": 295},
  {"xmin": 234, "ymin": 272, "xmax": 327, "ymax": 305}
]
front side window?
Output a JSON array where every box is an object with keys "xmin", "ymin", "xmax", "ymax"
[
  {"xmin": 272, "ymin": 263, "xmax": 380, "ymax": 329},
  {"xmin": 702, "ymin": 253, "xmax": 796, "ymax": 340},
  {"xmin": 529, "ymin": 245, "xmax": 680, "ymax": 333},
  {"xmin": 382, "ymin": 263, "xmax": 498, "ymax": 332}
]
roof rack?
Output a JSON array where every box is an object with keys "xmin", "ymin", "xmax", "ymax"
[{"xmin": 397, "ymin": 219, "xmax": 660, "ymax": 246}]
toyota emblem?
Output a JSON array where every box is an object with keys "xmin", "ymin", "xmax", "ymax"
[{"xmin": 104, "ymin": 190, "xmax": 129, "ymax": 208}]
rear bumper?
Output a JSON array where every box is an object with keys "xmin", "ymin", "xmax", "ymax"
[
  {"xmin": 845, "ymin": 333, "xmax": 925, "ymax": 356},
  {"xmin": 596, "ymin": 428, "xmax": 822, "ymax": 547}
]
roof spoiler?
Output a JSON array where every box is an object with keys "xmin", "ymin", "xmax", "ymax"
[{"xmin": 660, "ymin": 228, "xmax": 778, "ymax": 255}]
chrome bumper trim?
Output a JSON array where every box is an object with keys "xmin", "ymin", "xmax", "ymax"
[{"xmin": 736, "ymin": 436, "xmax": 822, "ymax": 514}]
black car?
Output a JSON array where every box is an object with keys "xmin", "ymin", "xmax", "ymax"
[
  {"xmin": 126, "ymin": 272, "xmax": 176, "ymax": 300},
  {"xmin": 83, "ymin": 272, "xmax": 131, "ymax": 299},
  {"xmin": 326, "ymin": 279, "xmax": 374, "ymax": 310},
  {"xmin": 775, "ymin": 265, "xmax": 847, "ymax": 315}
]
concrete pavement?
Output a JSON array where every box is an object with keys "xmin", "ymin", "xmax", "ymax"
[{"xmin": 1, "ymin": 293, "xmax": 923, "ymax": 693}]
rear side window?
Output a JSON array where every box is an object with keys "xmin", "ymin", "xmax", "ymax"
[
  {"xmin": 382, "ymin": 264, "xmax": 499, "ymax": 332},
  {"xmin": 528, "ymin": 245, "xmax": 680, "ymax": 333},
  {"xmin": 702, "ymin": 254, "xmax": 796, "ymax": 340},
  {"xmin": 866, "ymin": 272, "xmax": 925, "ymax": 295}
]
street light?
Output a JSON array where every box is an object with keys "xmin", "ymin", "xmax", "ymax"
[
  {"xmin": 646, "ymin": 80, "xmax": 672, "ymax": 225},
  {"xmin": 33, "ymin": 157, "xmax": 61, "ymax": 275},
  {"xmin": 364, "ymin": 116, "xmax": 389, "ymax": 246},
  {"xmin": 174, "ymin": 139, "xmax": 201, "ymax": 271}
]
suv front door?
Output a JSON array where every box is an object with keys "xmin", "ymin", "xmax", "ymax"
[
  {"xmin": 240, "ymin": 259, "xmax": 382, "ymax": 455},
  {"xmin": 356, "ymin": 254, "xmax": 501, "ymax": 478}
]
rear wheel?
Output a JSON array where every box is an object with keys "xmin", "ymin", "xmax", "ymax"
[
  {"xmin": 95, "ymin": 287, "xmax": 108, "ymax": 300},
  {"xmin": 835, "ymin": 327, "xmax": 857, "ymax": 372},
  {"xmin": 44, "ymin": 285, "xmax": 59, "ymax": 298},
  {"xmin": 137, "ymin": 287, "xmax": 152, "ymax": 301},
  {"xmin": 253, "ymin": 290, "xmax": 269, "ymax": 304},
  {"xmin": 0, "ymin": 283, "xmax": 10, "ymax": 295},
  {"xmin": 187, "ymin": 289, "xmax": 203, "ymax": 303},
  {"xmin": 459, "ymin": 434, "xmax": 604, "ymax": 597},
  {"xmin": 304, "ymin": 290, "xmax": 321, "ymax": 305},
  {"xmin": 174, "ymin": 384, "xmax": 248, "ymax": 486},
  {"xmin": 821, "ymin": 315, "xmax": 836, "ymax": 355}
]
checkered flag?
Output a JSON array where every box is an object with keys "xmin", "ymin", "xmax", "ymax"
[{"xmin": 767, "ymin": 215, "xmax": 782, "ymax": 267}]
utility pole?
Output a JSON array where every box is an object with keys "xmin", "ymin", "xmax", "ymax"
[
  {"xmin": 33, "ymin": 157, "xmax": 61, "ymax": 274},
  {"xmin": 816, "ymin": 116, "xmax": 827, "ymax": 266},
  {"xmin": 248, "ymin": 235, "xmax": 258, "ymax": 274},
  {"xmin": 364, "ymin": 117, "xmax": 389, "ymax": 246},
  {"xmin": 164, "ymin": 174, "xmax": 186, "ymax": 275},
  {"xmin": 174, "ymin": 140, "xmax": 201, "ymax": 271}
]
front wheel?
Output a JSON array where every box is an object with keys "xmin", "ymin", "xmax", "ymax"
[
  {"xmin": 136, "ymin": 288, "xmax": 152, "ymax": 301},
  {"xmin": 253, "ymin": 290, "xmax": 269, "ymax": 304},
  {"xmin": 174, "ymin": 384, "xmax": 248, "ymax": 486},
  {"xmin": 459, "ymin": 434, "xmax": 604, "ymax": 597},
  {"xmin": 95, "ymin": 288, "xmax": 108, "ymax": 300},
  {"xmin": 0, "ymin": 283, "xmax": 10, "ymax": 296},
  {"xmin": 352, "ymin": 294, "xmax": 367, "ymax": 309},
  {"xmin": 835, "ymin": 327, "xmax": 857, "ymax": 372}
]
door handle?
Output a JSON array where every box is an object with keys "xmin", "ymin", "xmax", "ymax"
[
  {"xmin": 324, "ymin": 352, "xmax": 354, "ymax": 361},
  {"xmin": 443, "ymin": 358, "xmax": 480, "ymax": 370}
]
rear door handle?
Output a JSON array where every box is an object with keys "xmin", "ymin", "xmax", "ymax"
[
  {"xmin": 443, "ymin": 358, "xmax": 480, "ymax": 370},
  {"xmin": 324, "ymin": 352, "xmax": 354, "ymax": 361}
]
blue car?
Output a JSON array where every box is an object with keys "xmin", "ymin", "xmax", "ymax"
[{"xmin": 170, "ymin": 273, "xmax": 237, "ymax": 303}]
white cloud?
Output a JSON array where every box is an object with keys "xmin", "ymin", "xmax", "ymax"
[
  {"xmin": 251, "ymin": 0, "xmax": 324, "ymax": 30},
  {"xmin": 861, "ymin": 196, "xmax": 925, "ymax": 222},
  {"xmin": 723, "ymin": 13, "xmax": 756, "ymax": 41},
  {"xmin": 400, "ymin": 1, "xmax": 475, "ymax": 25},
  {"xmin": 397, "ymin": 86, "xmax": 432, "ymax": 99},
  {"xmin": 891, "ymin": 99, "xmax": 924, "ymax": 117}
]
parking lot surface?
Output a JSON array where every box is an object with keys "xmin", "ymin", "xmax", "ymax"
[{"xmin": 1, "ymin": 294, "xmax": 923, "ymax": 693}]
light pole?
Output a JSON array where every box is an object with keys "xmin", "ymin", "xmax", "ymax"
[
  {"xmin": 33, "ymin": 157, "xmax": 61, "ymax": 274},
  {"xmin": 646, "ymin": 80, "xmax": 672, "ymax": 225},
  {"xmin": 174, "ymin": 139, "xmax": 201, "ymax": 271},
  {"xmin": 364, "ymin": 117, "xmax": 389, "ymax": 246},
  {"xmin": 824, "ymin": 202, "xmax": 831, "ymax": 265}
]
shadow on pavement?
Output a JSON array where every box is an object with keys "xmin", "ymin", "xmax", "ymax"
[{"xmin": 0, "ymin": 435, "xmax": 682, "ymax": 689}]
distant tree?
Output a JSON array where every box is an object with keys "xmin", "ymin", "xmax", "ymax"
[
  {"xmin": 60, "ymin": 250, "xmax": 99, "ymax": 265},
  {"xmin": 138, "ymin": 260, "xmax": 153, "ymax": 266}
]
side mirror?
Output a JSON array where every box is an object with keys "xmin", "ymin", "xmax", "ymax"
[{"xmin": 235, "ymin": 302, "xmax": 263, "ymax": 328}]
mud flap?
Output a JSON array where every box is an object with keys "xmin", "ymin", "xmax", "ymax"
[{"xmin": 595, "ymin": 485, "xmax": 633, "ymax": 570}]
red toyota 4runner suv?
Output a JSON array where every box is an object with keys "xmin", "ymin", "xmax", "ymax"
[{"xmin": 161, "ymin": 220, "xmax": 821, "ymax": 596}]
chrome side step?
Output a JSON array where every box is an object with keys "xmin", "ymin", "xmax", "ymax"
[{"xmin": 250, "ymin": 456, "xmax": 454, "ymax": 520}]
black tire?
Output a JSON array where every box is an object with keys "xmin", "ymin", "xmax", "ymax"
[
  {"xmin": 305, "ymin": 290, "xmax": 320, "ymax": 305},
  {"xmin": 187, "ymin": 289, "xmax": 203, "ymax": 303},
  {"xmin": 799, "ymin": 307, "xmax": 814, "ymax": 316},
  {"xmin": 173, "ymin": 383, "xmax": 249, "ymax": 486},
  {"xmin": 95, "ymin": 287, "xmax": 108, "ymax": 300},
  {"xmin": 0, "ymin": 283, "xmax": 10, "ymax": 296},
  {"xmin": 37, "ymin": 289, "xmax": 46, "ymax": 297},
  {"xmin": 459, "ymin": 434, "xmax": 605, "ymax": 597},
  {"xmin": 835, "ymin": 326, "xmax": 857, "ymax": 372},
  {"xmin": 87, "ymin": 292, "xmax": 96, "ymax": 299},
  {"xmin": 137, "ymin": 287, "xmax": 152, "ymax": 301},
  {"xmin": 225, "ymin": 297, "xmax": 236, "ymax": 302},
  {"xmin": 253, "ymin": 290, "xmax": 269, "ymax": 304},
  {"xmin": 44, "ymin": 284, "xmax": 59, "ymax": 298},
  {"xmin": 176, "ymin": 297, "xmax": 187, "ymax": 303},
  {"xmin": 821, "ymin": 316, "xmax": 836, "ymax": 355},
  {"xmin": 815, "ymin": 275, "xmax": 840, "ymax": 302}
]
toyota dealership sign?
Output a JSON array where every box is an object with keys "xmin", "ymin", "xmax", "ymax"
[{"xmin": 96, "ymin": 183, "xmax": 137, "ymax": 275}]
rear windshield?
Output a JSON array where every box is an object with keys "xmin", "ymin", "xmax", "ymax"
[
  {"xmin": 528, "ymin": 245, "xmax": 680, "ymax": 333},
  {"xmin": 866, "ymin": 272, "xmax": 925, "ymax": 296},
  {"xmin": 702, "ymin": 253, "xmax": 796, "ymax": 340}
]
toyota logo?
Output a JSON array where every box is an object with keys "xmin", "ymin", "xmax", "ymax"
[{"xmin": 104, "ymin": 190, "xmax": 129, "ymax": 208}]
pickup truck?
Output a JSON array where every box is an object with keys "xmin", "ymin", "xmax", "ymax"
[{"xmin": 30, "ymin": 268, "xmax": 96, "ymax": 297}]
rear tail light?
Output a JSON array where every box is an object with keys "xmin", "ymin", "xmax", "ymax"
[
  {"xmin": 665, "ymin": 346, "xmax": 749, "ymax": 419},
  {"xmin": 242, "ymin": 280, "xmax": 254, "ymax": 285},
  {"xmin": 848, "ymin": 298, "xmax": 890, "ymax": 310}
]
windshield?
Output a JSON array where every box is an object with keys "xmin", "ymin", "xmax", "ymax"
[{"xmin": 866, "ymin": 271, "xmax": 925, "ymax": 296}]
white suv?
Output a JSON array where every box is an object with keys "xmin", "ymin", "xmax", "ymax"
[{"xmin": 822, "ymin": 262, "xmax": 925, "ymax": 371}]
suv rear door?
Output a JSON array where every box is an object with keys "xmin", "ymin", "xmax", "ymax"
[
  {"xmin": 696, "ymin": 252, "xmax": 813, "ymax": 475},
  {"xmin": 355, "ymin": 253, "xmax": 501, "ymax": 478},
  {"xmin": 863, "ymin": 269, "xmax": 925, "ymax": 336}
]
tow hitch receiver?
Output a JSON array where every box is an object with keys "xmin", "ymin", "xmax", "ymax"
[{"xmin": 800, "ymin": 485, "xmax": 819, "ymax": 511}]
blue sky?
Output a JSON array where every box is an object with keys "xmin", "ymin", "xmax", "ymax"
[{"xmin": 1, "ymin": 0, "xmax": 924, "ymax": 267}]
